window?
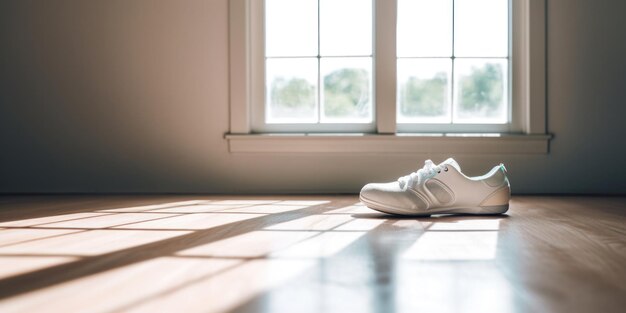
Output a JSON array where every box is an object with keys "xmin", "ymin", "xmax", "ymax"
[
  {"xmin": 227, "ymin": 0, "xmax": 549, "ymax": 154},
  {"xmin": 397, "ymin": 0, "xmax": 509, "ymax": 132},
  {"xmin": 257, "ymin": 0, "xmax": 375, "ymax": 132}
]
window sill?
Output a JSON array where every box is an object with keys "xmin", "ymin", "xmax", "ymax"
[{"xmin": 224, "ymin": 133, "xmax": 552, "ymax": 154}]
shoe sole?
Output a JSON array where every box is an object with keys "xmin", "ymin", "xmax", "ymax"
[{"xmin": 359, "ymin": 195, "xmax": 509, "ymax": 216}]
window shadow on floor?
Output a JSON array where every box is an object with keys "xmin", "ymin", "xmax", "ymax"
[{"xmin": 0, "ymin": 197, "xmax": 352, "ymax": 301}]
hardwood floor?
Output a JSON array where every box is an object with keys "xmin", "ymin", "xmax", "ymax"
[{"xmin": 0, "ymin": 195, "xmax": 624, "ymax": 313}]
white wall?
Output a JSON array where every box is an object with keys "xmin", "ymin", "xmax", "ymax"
[{"xmin": 1, "ymin": 0, "xmax": 625, "ymax": 194}]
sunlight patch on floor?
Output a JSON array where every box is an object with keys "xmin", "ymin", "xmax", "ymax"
[
  {"xmin": 334, "ymin": 218, "xmax": 385, "ymax": 231},
  {"xmin": 0, "ymin": 257, "xmax": 240, "ymax": 313},
  {"xmin": 396, "ymin": 262, "xmax": 514, "ymax": 313},
  {"xmin": 97, "ymin": 200, "xmax": 211, "ymax": 213},
  {"xmin": 210, "ymin": 200, "xmax": 281, "ymax": 205},
  {"xmin": 403, "ymin": 219, "xmax": 501, "ymax": 261},
  {"xmin": 323, "ymin": 204, "xmax": 373, "ymax": 214},
  {"xmin": 147, "ymin": 204, "xmax": 252, "ymax": 213},
  {"xmin": 117, "ymin": 213, "xmax": 265, "ymax": 230},
  {"xmin": 40, "ymin": 213, "xmax": 180, "ymax": 229},
  {"xmin": 0, "ymin": 229, "xmax": 83, "ymax": 247},
  {"xmin": 271, "ymin": 231, "xmax": 366, "ymax": 258},
  {"xmin": 277, "ymin": 200, "xmax": 330, "ymax": 206},
  {"xmin": 0, "ymin": 213, "xmax": 111, "ymax": 227},
  {"xmin": 265, "ymin": 214, "xmax": 353, "ymax": 231},
  {"xmin": 176, "ymin": 231, "xmax": 318, "ymax": 258},
  {"xmin": 0, "ymin": 230, "xmax": 191, "ymax": 256},
  {"xmin": 124, "ymin": 258, "xmax": 316, "ymax": 313},
  {"xmin": 0, "ymin": 256, "xmax": 79, "ymax": 280},
  {"xmin": 220, "ymin": 204, "xmax": 311, "ymax": 214}
]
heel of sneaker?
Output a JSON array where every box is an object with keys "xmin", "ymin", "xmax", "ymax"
[
  {"xmin": 478, "ymin": 204, "xmax": 509, "ymax": 214},
  {"xmin": 480, "ymin": 186, "xmax": 510, "ymax": 207}
]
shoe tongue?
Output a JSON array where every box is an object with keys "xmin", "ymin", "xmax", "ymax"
[{"xmin": 439, "ymin": 158, "xmax": 461, "ymax": 171}]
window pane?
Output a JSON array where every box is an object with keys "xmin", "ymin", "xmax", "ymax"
[
  {"xmin": 266, "ymin": 58, "xmax": 318, "ymax": 123},
  {"xmin": 398, "ymin": 59, "xmax": 452, "ymax": 123},
  {"xmin": 321, "ymin": 57, "xmax": 373, "ymax": 122},
  {"xmin": 454, "ymin": 58, "xmax": 508, "ymax": 123},
  {"xmin": 397, "ymin": 0, "xmax": 453, "ymax": 57},
  {"xmin": 265, "ymin": 0, "xmax": 318, "ymax": 57},
  {"xmin": 454, "ymin": 0, "xmax": 508, "ymax": 57},
  {"xmin": 320, "ymin": 0, "xmax": 372, "ymax": 56}
]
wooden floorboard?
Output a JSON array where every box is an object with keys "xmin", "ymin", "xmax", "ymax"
[{"xmin": 0, "ymin": 195, "xmax": 624, "ymax": 313}]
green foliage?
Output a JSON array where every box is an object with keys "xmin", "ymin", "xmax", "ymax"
[
  {"xmin": 399, "ymin": 63, "xmax": 504, "ymax": 118},
  {"xmin": 400, "ymin": 72, "xmax": 447, "ymax": 117},
  {"xmin": 270, "ymin": 63, "xmax": 504, "ymax": 120},
  {"xmin": 458, "ymin": 63, "xmax": 503, "ymax": 116},
  {"xmin": 270, "ymin": 77, "xmax": 315, "ymax": 116},
  {"xmin": 269, "ymin": 68, "xmax": 371, "ymax": 119},
  {"xmin": 323, "ymin": 68, "xmax": 370, "ymax": 118}
]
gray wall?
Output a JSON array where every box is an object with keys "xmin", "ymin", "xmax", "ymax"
[{"xmin": 1, "ymin": 0, "xmax": 625, "ymax": 194}]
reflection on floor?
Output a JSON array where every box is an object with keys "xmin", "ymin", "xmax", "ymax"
[{"xmin": 0, "ymin": 195, "xmax": 624, "ymax": 313}]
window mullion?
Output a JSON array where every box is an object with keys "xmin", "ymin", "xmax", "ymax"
[{"xmin": 375, "ymin": 0, "xmax": 397, "ymax": 134}]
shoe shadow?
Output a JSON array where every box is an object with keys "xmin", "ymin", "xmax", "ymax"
[{"xmin": 351, "ymin": 213, "xmax": 510, "ymax": 220}]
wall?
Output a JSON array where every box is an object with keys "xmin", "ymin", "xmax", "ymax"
[{"xmin": 1, "ymin": 0, "xmax": 625, "ymax": 194}]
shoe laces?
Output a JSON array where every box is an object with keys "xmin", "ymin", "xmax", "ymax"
[{"xmin": 398, "ymin": 159, "xmax": 448, "ymax": 188}]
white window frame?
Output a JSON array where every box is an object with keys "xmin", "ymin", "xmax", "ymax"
[{"xmin": 227, "ymin": 0, "xmax": 550, "ymax": 154}]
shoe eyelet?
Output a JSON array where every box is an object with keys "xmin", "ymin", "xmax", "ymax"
[
  {"xmin": 437, "ymin": 170, "xmax": 441, "ymax": 173},
  {"xmin": 444, "ymin": 167, "xmax": 449, "ymax": 172}
]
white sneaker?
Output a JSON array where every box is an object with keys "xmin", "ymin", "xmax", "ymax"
[{"xmin": 360, "ymin": 158, "xmax": 510, "ymax": 216}]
